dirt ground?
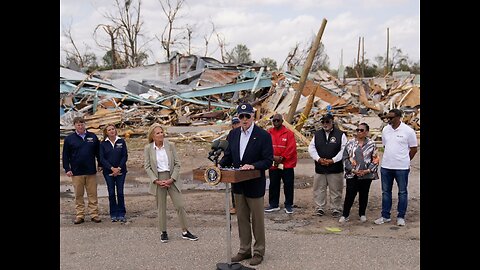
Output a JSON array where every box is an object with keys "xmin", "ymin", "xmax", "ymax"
[{"xmin": 60, "ymin": 137, "xmax": 420, "ymax": 241}]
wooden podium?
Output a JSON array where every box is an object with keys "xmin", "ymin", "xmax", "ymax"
[
  {"xmin": 193, "ymin": 167, "xmax": 260, "ymax": 183},
  {"xmin": 193, "ymin": 167, "xmax": 260, "ymax": 270}
]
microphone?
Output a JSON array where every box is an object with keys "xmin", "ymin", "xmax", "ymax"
[
  {"xmin": 213, "ymin": 140, "xmax": 229, "ymax": 158},
  {"xmin": 218, "ymin": 140, "xmax": 229, "ymax": 151},
  {"xmin": 208, "ymin": 140, "xmax": 229, "ymax": 163},
  {"xmin": 208, "ymin": 140, "xmax": 220, "ymax": 157}
]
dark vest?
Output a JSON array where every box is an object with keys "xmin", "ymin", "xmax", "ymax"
[{"xmin": 313, "ymin": 127, "xmax": 344, "ymax": 174}]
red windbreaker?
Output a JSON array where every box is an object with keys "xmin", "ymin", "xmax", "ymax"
[{"xmin": 268, "ymin": 125, "xmax": 297, "ymax": 169}]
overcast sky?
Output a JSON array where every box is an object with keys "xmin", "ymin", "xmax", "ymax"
[{"xmin": 60, "ymin": 0, "xmax": 419, "ymax": 70}]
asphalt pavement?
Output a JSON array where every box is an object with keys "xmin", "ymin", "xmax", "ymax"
[{"xmin": 60, "ymin": 218, "xmax": 420, "ymax": 270}]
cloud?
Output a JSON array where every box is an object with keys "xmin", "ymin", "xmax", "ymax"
[
  {"xmin": 359, "ymin": 0, "xmax": 408, "ymax": 9},
  {"xmin": 60, "ymin": 0, "xmax": 419, "ymax": 70}
]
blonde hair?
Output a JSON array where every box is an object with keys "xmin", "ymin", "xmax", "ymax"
[
  {"xmin": 147, "ymin": 123, "xmax": 164, "ymax": 143},
  {"xmin": 102, "ymin": 124, "xmax": 116, "ymax": 141}
]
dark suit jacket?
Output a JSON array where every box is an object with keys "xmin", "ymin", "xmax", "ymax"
[{"xmin": 220, "ymin": 124, "xmax": 273, "ymax": 198}]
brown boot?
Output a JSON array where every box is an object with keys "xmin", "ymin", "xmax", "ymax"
[
  {"xmin": 73, "ymin": 217, "xmax": 84, "ymax": 224},
  {"xmin": 91, "ymin": 216, "xmax": 102, "ymax": 223},
  {"xmin": 249, "ymin": 254, "xmax": 263, "ymax": 266},
  {"xmin": 231, "ymin": 253, "xmax": 252, "ymax": 262}
]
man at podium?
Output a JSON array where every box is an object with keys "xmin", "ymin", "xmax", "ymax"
[{"xmin": 219, "ymin": 102, "xmax": 273, "ymax": 266}]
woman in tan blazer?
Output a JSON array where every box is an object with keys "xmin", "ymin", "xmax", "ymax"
[{"xmin": 144, "ymin": 123, "xmax": 198, "ymax": 243}]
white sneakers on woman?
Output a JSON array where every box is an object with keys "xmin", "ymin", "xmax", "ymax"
[
  {"xmin": 339, "ymin": 216, "xmax": 367, "ymax": 223},
  {"xmin": 338, "ymin": 216, "xmax": 349, "ymax": 223}
]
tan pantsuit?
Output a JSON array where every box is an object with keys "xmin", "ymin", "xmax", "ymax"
[
  {"xmin": 72, "ymin": 174, "xmax": 99, "ymax": 219},
  {"xmin": 155, "ymin": 171, "xmax": 188, "ymax": 231}
]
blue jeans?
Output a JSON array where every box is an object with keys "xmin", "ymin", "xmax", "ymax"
[
  {"xmin": 103, "ymin": 173, "xmax": 126, "ymax": 218},
  {"xmin": 380, "ymin": 167, "xmax": 410, "ymax": 219}
]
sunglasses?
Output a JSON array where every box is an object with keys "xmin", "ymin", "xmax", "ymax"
[
  {"xmin": 272, "ymin": 119, "xmax": 281, "ymax": 122},
  {"xmin": 356, "ymin": 128, "xmax": 365, "ymax": 132},
  {"xmin": 320, "ymin": 120, "xmax": 331, "ymax": 124},
  {"xmin": 238, "ymin": 114, "xmax": 252, "ymax": 119},
  {"xmin": 387, "ymin": 116, "xmax": 397, "ymax": 120}
]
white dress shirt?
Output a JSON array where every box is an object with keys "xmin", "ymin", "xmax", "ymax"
[
  {"xmin": 239, "ymin": 124, "xmax": 254, "ymax": 161},
  {"xmin": 154, "ymin": 144, "xmax": 169, "ymax": 172}
]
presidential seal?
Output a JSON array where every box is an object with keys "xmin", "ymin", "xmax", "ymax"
[{"xmin": 204, "ymin": 166, "xmax": 222, "ymax": 186}]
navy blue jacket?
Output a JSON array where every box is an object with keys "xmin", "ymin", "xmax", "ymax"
[
  {"xmin": 220, "ymin": 125, "xmax": 273, "ymax": 198},
  {"xmin": 62, "ymin": 131, "xmax": 100, "ymax": 175},
  {"xmin": 99, "ymin": 138, "xmax": 128, "ymax": 175}
]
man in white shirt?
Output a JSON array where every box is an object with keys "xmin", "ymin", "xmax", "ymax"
[{"xmin": 374, "ymin": 109, "xmax": 418, "ymax": 226}]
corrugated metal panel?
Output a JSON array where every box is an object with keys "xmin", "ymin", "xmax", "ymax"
[
  {"xmin": 97, "ymin": 63, "xmax": 171, "ymax": 90},
  {"xmin": 179, "ymin": 78, "xmax": 271, "ymax": 98},
  {"xmin": 197, "ymin": 69, "xmax": 240, "ymax": 87}
]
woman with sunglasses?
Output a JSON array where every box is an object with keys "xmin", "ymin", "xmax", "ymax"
[{"xmin": 338, "ymin": 123, "xmax": 379, "ymax": 223}]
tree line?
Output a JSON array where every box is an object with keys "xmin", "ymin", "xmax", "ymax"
[{"xmin": 61, "ymin": 0, "xmax": 419, "ymax": 77}]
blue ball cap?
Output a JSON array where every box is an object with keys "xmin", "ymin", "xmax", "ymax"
[
  {"xmin": 320, "ymin": 113, "xmax": 334, "ymax": 121},
  {"xmin": 231, "ymin": 117, "xmax": 240, "ymax": 124},
  {"xmin": 236, "ymin": 103, "xmax": 254, "ymax": 114}
]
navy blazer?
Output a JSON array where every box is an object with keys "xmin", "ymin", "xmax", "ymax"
[
  {"xmin": 220, "ymin": 124, "xmax": 273, "ymax": 198},
  {"xmin": 99, "ymin": 138, "xmax": 128, "ymax": 175}
]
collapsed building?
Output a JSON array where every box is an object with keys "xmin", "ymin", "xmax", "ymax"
[{"xmin": 60, "ymin": 53, "xmax": 420, "ymax": 145}]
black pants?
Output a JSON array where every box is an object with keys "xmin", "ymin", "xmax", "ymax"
[
  {"xmin": 268, "ymin": 168, "xmax": 294, "ymax": 207},
  {"xmin": 342, "ymin": 177, "xmax": 373, "ymax": 217}
]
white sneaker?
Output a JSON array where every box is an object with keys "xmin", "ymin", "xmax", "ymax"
[
  {"xmin": 397, "ymin": 218, "xmax": 406, "ymax": 226},
  {"xmin": 338, "ymin": 216, "xmax": 349, "ymax": 223},
  {"xmin": 359, "ymin": 215, "xmax": 367, "ymax": 222},
  {"xmin": 374, "ymin": 217, "xmax": 392, "ymax": 225}
]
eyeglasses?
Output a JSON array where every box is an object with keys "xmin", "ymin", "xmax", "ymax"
[
  {"xmin": 272, "ymin": 119, "xmax": 281, "ymax": 122},
  {"xmin": 238, "ymin": 114, "xmax": 252, "ymax": 119},
  {"xmin": 355, "ymin": 128, "xmax": 365, "ymax": 132},
  {"xmin": 320, "ymin": 120, "xmax": 331, "ymax": 124}
]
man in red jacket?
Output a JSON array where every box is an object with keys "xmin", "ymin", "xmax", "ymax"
[{"xmin": 265, "ymin": 114, "xmax": 298, "ymax": 214}]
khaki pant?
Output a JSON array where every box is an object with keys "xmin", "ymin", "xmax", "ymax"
[
  {"xmin": 156, "ymin": 171, "xmax": 189, "ymax": 232},
  {"xmin": 313, "ymin": 172, "xmax": 344, "ymax": 212},
  {"xmin": 235, "ymin": 194, "xmax": 265, "ymax": 257},
  {"xmin": 72, "ymin": 174, "xmax": 99, "ymax": 219}
]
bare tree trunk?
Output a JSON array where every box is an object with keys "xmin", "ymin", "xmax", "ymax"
[
  {"xmin": 159, "ymin": 0, "xmax": 185, "ymax": 60},
  {"xmin": 361, "ymin": 37, "xmax": 365, "ymax": 77},
  {"xmin": 281, "ymin": 43, "xmax": 299, "ymax": 72},
  {"xmin": 357, "ymin": 36, "xmax": 361, "ymax": 67},
  {"xmin": 186, "ymin": 24, "xmax": 193, "ymax": 55},
  {"xmin": 111, "ymin": 29, "xmax": 117, "ymax": 69},
  {"xmin": 385, "ymin": 27, "xmax": 390, "ymax": 76},
  {"xmin": 62, "ymin": 26, "xmax": 84, "ymax": 67},
  {"xmin": 94, "ymin": 24, "xmax": 120, "ymax": 68},
  {"xmin": 204, "ymin": 21, "xmax": 216, "ymax": 57},
  {"xmin": 286, "ymin": 18, "xmax": 328, "ymax": 124},
  {"xmin": 216, "ymin": 32, "xmax": 227, "ymax": 62},
  {"xmin": 104, "ymin": 0, "xmax": 146, "ymax": 68}
]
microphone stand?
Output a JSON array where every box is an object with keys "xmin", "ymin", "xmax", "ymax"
[{"xmin": 214, "ymin": 153, "xmax": 250, "ymax": 270}]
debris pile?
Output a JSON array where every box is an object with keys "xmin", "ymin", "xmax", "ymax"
[{"xmin": 60, "ymin": 54, "xmax": 420, "ymax": 145}]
